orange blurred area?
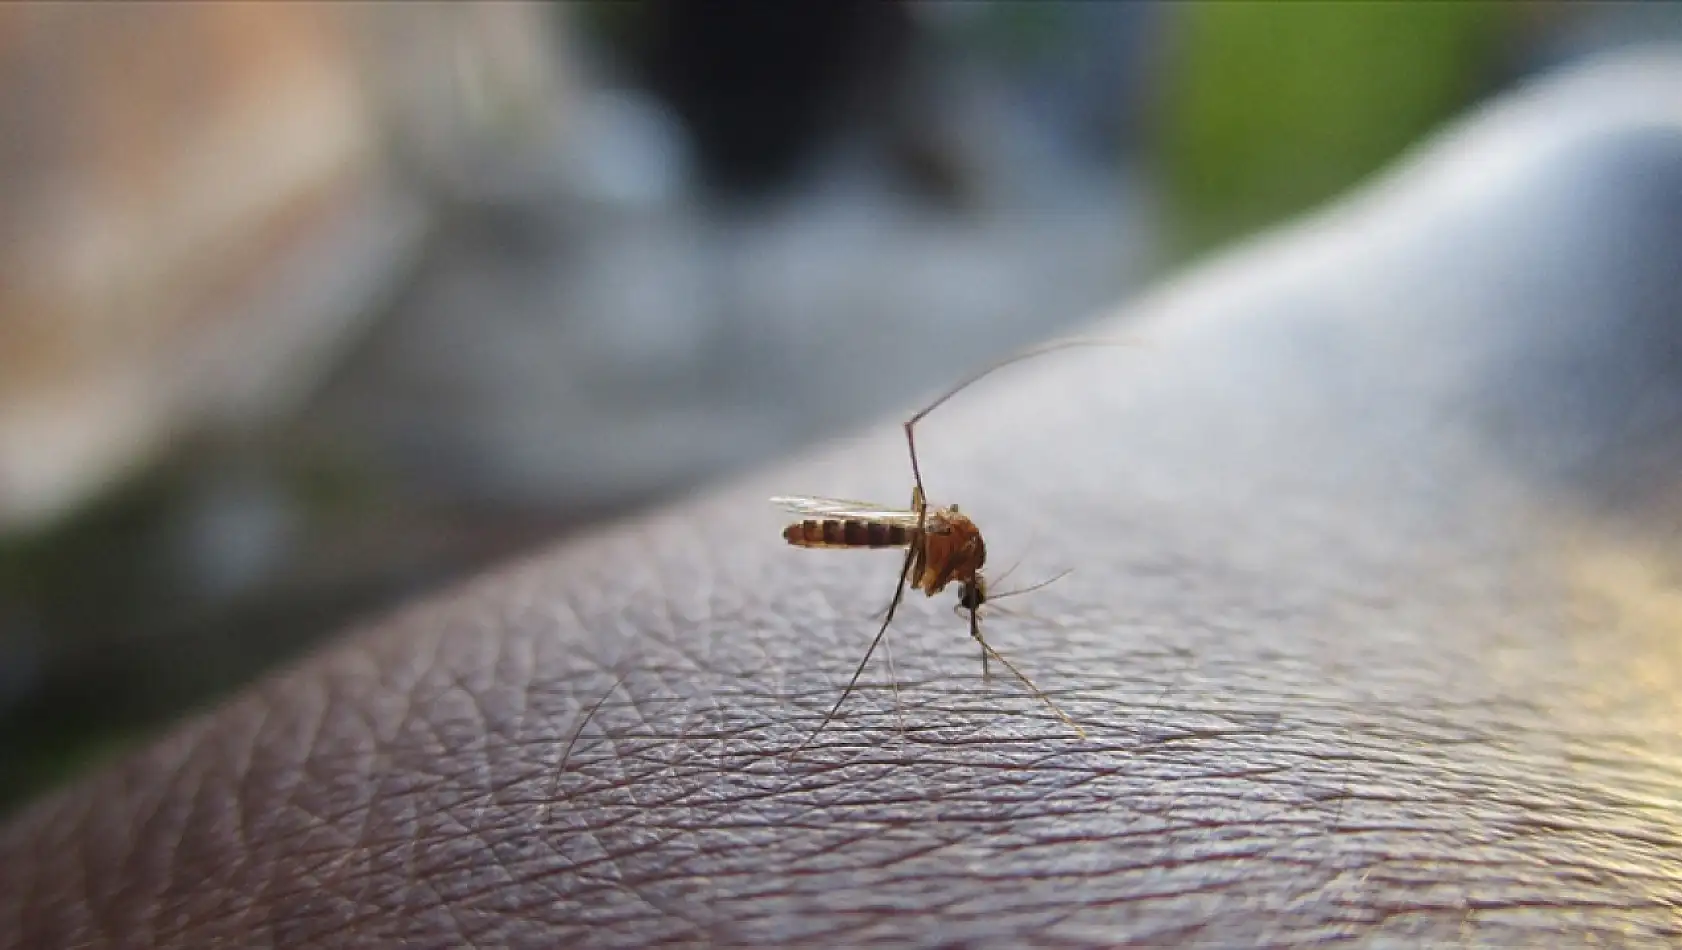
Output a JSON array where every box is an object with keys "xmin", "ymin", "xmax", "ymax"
[{"xmin": 0, "ymin": 3, "xmax": 559, "ymax": 532}]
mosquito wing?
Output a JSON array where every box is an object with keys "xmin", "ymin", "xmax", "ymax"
[{"xmin": 769, "ymin": 496, "xmax": 924, "ymax": 526}]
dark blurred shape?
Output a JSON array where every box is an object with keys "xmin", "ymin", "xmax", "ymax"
[{"xmin": 618, "ymin": 0, "xmax": 915, "ymax": 197}]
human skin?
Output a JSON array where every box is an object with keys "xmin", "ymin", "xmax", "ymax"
[{"xmin": 5, "ymin": 54, "xmax": 1682, "ymax": 949}]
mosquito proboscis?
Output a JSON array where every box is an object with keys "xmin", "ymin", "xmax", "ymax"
[{"xmin": 774, "ymin": 336, "xmax": 1141, "ymax": 757}]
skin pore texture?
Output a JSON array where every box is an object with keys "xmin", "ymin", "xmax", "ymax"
[{"xmin": 5, "ymin": 53, "xmax": 1682, "ymax": 948}]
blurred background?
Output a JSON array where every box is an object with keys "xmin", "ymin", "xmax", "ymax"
[{"xmin": 1, "ymin": 0, "xmax": 1677, "ymax": 814}]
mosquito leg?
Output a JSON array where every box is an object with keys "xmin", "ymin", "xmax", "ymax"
[
  {"xmin": 905, "ymin": 420, "xmax": 929, "ymax": 546},
  {"xmin": 558, "ymin": 670, "xmax": 632, "ymax": 775},
  {"xmin": 897, "ymin": 336, "xmax": 1142, "ymax": 521},
  {"xmin": 902, "ymin": 416, "xmax": 931, "ymax": 717},
  {"xmin": 968, "ymin": 608, "xmax": 1088, "ymax": 739},
  {"xmin": 893, "ymin": 338, "xmax": 1145, "ymax": 534},
  {"xmin": 881, "ymin": 614, "xmax": 905, "ymax": 737},
  {"xmin": 904, "ymin": 420, "xmax": 927, "ymax": 509},
  {"xmin": 788, "ymin": 544, "xmax": 917, "ymax": 762}
]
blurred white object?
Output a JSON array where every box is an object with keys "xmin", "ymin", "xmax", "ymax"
[{"xmin": 563, "ymin": 89, "xmax": 694, "ymax": 209}]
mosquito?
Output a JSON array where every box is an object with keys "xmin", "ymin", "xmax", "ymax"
[{"xmin": 773, "ymin": 337, "xmax": 1138, "ymax": 755}]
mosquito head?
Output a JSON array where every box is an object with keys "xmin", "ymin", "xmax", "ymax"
[
  {"xmin": 930, "ymin": 504, "xmax": 987, "ymax": 579},
  {"xmin": 958, "ymin": 567, "xmax": 1073, "ymax": 625}
]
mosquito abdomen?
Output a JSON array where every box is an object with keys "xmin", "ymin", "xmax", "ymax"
[{"xmin": 783, "ymin": 519, "xmax": 912, "ymax": 549}]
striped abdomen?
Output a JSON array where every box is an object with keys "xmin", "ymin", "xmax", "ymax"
[{"xmin": 783, "ymin": 518, "xmax": 914, "ymax": 549}]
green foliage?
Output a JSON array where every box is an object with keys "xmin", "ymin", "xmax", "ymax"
[{"xmin": 1156, "ymin": 0, "xmax": 1510, "ymax": 259}]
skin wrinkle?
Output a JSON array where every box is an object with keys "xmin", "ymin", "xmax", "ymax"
[
  {"xmin": 560, "ymin": 699, "xmax": 706, "ymax": 935},
  {"xmin": 215, "ymin": 691, "xmax": 329, "ymax": 943},
  {"xmin": 323, "ymin": 712, "xmax": 398, "ymax": 925},
  {"xmin": 111, "ymin": 728, "xmax": 214, "ymax": 943},
  {"xmin": 221, "ymin": 705, "xmax": 268, "ymax": 875},
  {"xmin": 262, "ymin": 827, "xmax": 370, "ymax": 932},
  {"xmin": 350, "ymin": 751, "xmax": 487, "ymax": 942},
  {"xmin": 155, "ymin": 740, "xmax": 241, "ymax": 943},
  {"xmin": 223, "ymin": 712, "xmax": 318, "ymax": 940}
]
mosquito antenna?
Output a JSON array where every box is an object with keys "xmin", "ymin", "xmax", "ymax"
[
  {"xmin": 959, "ymin": 598, "xmax": 1056, "ymax": 629},
  {"xmin": 962, "ymin": 599, "xmax": 1015, "ymax": 620},
  {"xmin": 788, "ymin": 543, "xmax": 917, "ymax": 762},
  {"xmin": 950, "ymin": 568, "xmax": 1072, "ymax": 626},
  {"xmin": 988, "ymin": 525, "xmax": 1042, "ymax": 591},
  {"xmin": 968, "ymin": 606, "xmax": 1088, "ymax": 739},
  {"xmin": 990, "ymin": 567, "xmax": 1074, "ymax": 602}
]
